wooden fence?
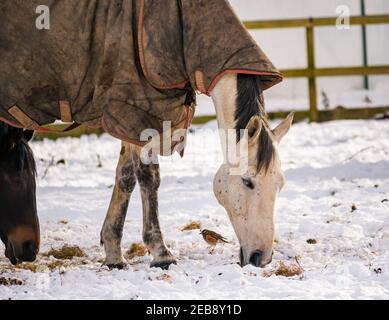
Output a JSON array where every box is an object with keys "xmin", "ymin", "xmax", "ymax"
[{"xmin": 244, "ymin": 14, "xmax": 389, "ymax": 122}]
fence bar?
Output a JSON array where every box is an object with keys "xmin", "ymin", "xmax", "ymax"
[
  {"xmin": 191, "ymin": 106, "xmax": 389, "ymax": 125},
  {"xmin": 282, "ymin": 65, "xmax": 389, "ymax": 78},
  {"xmin": 244, "ymin": 14, "xmax": 389, "ymax": 29},
  {"xmin": 266, "ymin": 106, "xmax": 389, "ymax": 123}
]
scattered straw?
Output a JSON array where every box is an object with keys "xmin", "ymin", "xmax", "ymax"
[
  {"xmin": 157, "ymin": 273, "xmax": 172, "ymax": 282},
  {"xmin": 263, "ymin": 261, "xmax": 304, "ymax": 278},
  {"xmin": 47, "ymin": 260, "xmax": 68, "ymax": 270},
  {"xmin": 306, "ymin": 239, "xmax": 317, "ymax": 244},
  {"xmin": 0, "ymin": 277, "xmax": 24, "ymax": 286},
  {"xmin": 125, "ymin": 243, "xmax": 148, "ymax": 260},
  {"xmin": 15, "ymin": 263, "xmax": 38, "ymax": 273},
  {"xmin": 44, "ymin": 245, "xmax": 85, "ymax": 260},
  {"xmin": 181, "ymin": 221, "xmax": 202, "ymax": 231}
]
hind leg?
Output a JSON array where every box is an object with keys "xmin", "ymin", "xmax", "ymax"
[
  {"xmin": 133, "ymin": 148, "xmax": 177, "ymax": 270},
  {"xmin": 101, "ymin": 142, "xmax": 136, "ymax": 269}
]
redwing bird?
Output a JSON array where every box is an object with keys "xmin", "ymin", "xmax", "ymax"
[{"xmin": 200, "ymin": 229, "xmax": 229, "ymax": 247}]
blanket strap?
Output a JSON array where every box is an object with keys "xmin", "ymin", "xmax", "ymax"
[
  {"xmin": 8, "ymin": 106, "xmax": 40, "ymax": 130},
  {"xmin": 183, "ymin": 90, "xmax": 195, "ymax": 132},
  {"xmin": 7, "ymin": 104, "xmax": 80, "ymax": 133},
  {"xmin": 195, "ymin": 71, "xmax": 207, "ymax": 94},
  {"xmin": 178, "ymin": 105, "xmax": 192, "ymax": 158},
  {"xmin": 178, "ymin": 90, "xmax": 195, "ymax": 157},
  {"xmin": 59, "ymin": 100, "xmax": 73, "ymax": 123},
  {"xmin": 184, "ymin": 105, "xmax": 193, "ymax": 131}
]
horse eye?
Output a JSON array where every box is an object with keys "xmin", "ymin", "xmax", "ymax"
[{"xmin": 242, "ymin": 178, "xmax": 254, "ymax": 189}]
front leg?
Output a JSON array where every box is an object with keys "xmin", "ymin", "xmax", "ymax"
[
  {"xmin": 133, "ymin": 148, "xmax": 177, "ymax": 270},
  {"xmin": 101, "ymin": 142, "xmax": 136, "ymax": 269}
]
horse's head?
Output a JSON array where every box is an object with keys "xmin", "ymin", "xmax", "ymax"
[
  {"xmin": 211, "ymin": 74, "xmax": 293, "ymax": 268},
  {"xmin": 214, "ymin": 113, "xmax": 293, "ymax": 267},
  {"xmin": 0, "ymin": 123, "xmax": 39, "ymax": 264}
]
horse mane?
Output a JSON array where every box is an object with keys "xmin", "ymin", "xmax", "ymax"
[
  {"xmin": 0, "ymin": 123, "xmax": 36, "ymax": 176},
  {"xmin": 235, "ymin": 74, "xmax": 274, "ymax": 172}
]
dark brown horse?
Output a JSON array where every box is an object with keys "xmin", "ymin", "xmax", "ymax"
[{"xmin": 0, "ymin": 123, "xmax": 39, "ymax": 264}]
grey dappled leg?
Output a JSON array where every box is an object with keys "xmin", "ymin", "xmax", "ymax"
[
  {"xmin": 101, "ymin": 142, "xmax": 136, "ymax": 268},
  {"xmin": 133, "ymin": 150, "xmax": 177, "ymax": 270}
]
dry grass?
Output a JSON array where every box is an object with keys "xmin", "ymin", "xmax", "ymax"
[
  {"xmin": 0, "ymin": 277, "xmax": 24, "ymax": 286},
  {"xmin": 15, "ymin": 263, "xmax": 38, "ymax": 273},
  {"xmin": 47, "ymin": 260, "xmax": 69, "ymax": 270},
  {"xmin": 263, "ymin": 261, "xmax": 304, "ymax": 278},
  {"xmin": 306, "ymin": 238, "xmax": 317, "ymax": 244},
  {"xmin": 44, "ymin": 245, "xmax": 85, "ymax": 260},
  {"xmin": 14, "ymin": 260, "xmax": 70, "ymax": 273},
  {"xmin": 3, "ymin": 246, "xmax": 90, "ymax": 274},
  {"xmin": 157, "ymin": 273, "xmax": 172, "ymax": 282},
  {"xmin": 125, "ymin": 243, "xmax": 148, "ymax": 260},
  {"xmin": 181, "ymin": 221, "xmax": 202, "ymax": 231}
]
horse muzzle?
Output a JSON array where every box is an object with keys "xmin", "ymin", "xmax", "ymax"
[
  {"xmin": 240, "ymin": 247, "xmax": 272, "ymax": 268},
  {"xmin": 4, "ymin": 226, "xmax": 40, "ymax": 264},
  {"xmin": 5, "ymin": 240, "xmax": 38, "ymax": 265}
]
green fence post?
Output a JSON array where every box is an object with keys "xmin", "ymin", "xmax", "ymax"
[{"xmin": 361, "ymin": 0, "xmax": 369, "ymax": 89}]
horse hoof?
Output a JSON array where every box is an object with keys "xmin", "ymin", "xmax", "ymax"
[
  {"xmin": 150, "ymin": 259, "xmax": 177, "ymax": 270},
  {"xmin": 10, "ymin": 257, "xmax": 18, "ymax": 266},
  {"xmin": 104, "ymin": 262, "xmax": 127, "ymax": 270}
]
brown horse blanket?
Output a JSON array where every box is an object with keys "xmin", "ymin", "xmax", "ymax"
[{"xmin": 0, "ymin": 0, "xmax": 282, "ymax": 151}]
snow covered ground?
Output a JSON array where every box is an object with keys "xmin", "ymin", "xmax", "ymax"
[{"xmin": 1, "ymin": 119, "xmax": 389, "ymax": 300}]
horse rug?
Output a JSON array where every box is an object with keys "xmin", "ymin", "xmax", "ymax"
[{"xmin": 0, "ymin": 0, "xmax": 282, "ymax": 154}]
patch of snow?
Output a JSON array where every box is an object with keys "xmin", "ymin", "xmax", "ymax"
[{"xmin": 1, "ymin": 119, "xmax": 388, "ymax": 299}]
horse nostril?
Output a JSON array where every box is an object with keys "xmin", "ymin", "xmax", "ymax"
[
  {"xmin": 249, "ymin": 251, "xmax": 264, "ymax": 267},
  {"xmin": 22, "ymin": 241, "xmax": 37, "ymax": 262}
]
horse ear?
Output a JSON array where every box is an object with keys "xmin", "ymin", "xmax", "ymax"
[
  {"xmin": 272, "ymin": 112, "xmax": 294, "ymax": 143},
  {"xmin": 245, "ymin": 115, "xmax": 262, "ymax": 143},
  {"xmin": 23, "ymin": 130, "xmax": 35, "ymax": 142}
]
